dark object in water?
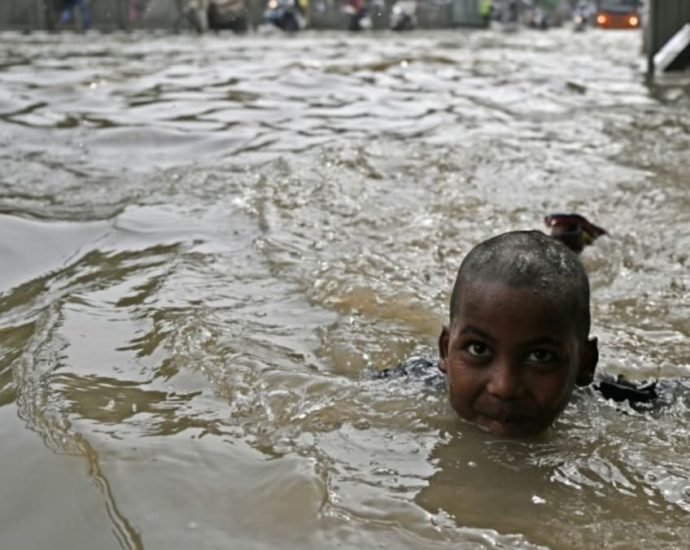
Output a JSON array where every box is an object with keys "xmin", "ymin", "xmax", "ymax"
[
  {"xmin": 373, "ymin": 356, "xmax": 443, "ymax": 387},
  {"xmin": 544, "ymin": 213, "xmax": 607, "ymax": 253},
  {"xmin": 367, "ymin": 356, "xmax": 690, "ymax": 412},
  {"xmin": 596, "ymin": 374, "xmax": 658, "ymax": 406},
  {"xmin": 375, "ymin": 358, "xmax": 688, "ymax": 412}
]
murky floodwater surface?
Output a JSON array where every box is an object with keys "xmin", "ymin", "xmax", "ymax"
[{"xmin": 0, "ymin": 28, "xmax": 688, "ymax": 550}]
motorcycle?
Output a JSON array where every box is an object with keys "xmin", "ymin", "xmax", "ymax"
[
  {"xmin": 572, "ymin": 11, "xmax": 587, "ymax": 32},
  {"xmin": 263, "ymin": 0, "xmax": 305, "ymax": 32},
  {"xmin": 525, "ymin": 7, "xmax": 549, "ymax": 30},
  {"xmin": 390, "ymin": 0, "xmax": 416, "ymax": 31},
  {"xmin": 343, "ymin": 0, "xmax": 371, "ymax": 31},
  {"xmin": 572, "ymin": 2, "xmax": 594, "ymax": 32}
]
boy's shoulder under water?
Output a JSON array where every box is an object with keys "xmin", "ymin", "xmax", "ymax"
[{"xmin": 375, "ymin": 356, "xmax": 690, "ymax": 413}]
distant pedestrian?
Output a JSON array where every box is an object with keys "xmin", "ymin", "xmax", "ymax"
[
  {"xmin": 59, "ymin": 0, "xmax": 92, "ymax": 30},
  {"xmin": 501, "ymin": 0, "xmax": 519, "ymax": 23},
  {"xmin": 479, "ymin": 0, "xmax": 492, "ymax": 28},
  {"xmin": 128, "ymin": 0, "xmax": 149, "ymax": 24}
]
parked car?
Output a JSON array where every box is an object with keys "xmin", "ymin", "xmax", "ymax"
[{"xmin": 594, "ymin": 0, "xmax": 640, "ymax": 29}]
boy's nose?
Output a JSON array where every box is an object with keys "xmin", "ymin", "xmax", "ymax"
[{"xmin": 487, "ymin": 360, "xmax": 523, "ymax": 400}]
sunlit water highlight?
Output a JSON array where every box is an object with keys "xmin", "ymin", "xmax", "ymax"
[{"xmin": 0, "ymin": 28, "xmax": 688, "ymax": 549}]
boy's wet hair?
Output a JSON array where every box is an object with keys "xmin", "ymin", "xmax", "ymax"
[{"xmin": 449, "ymin": 230, "xmax": 591, "ymax": 339}]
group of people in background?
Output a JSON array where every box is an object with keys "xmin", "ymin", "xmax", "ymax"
[
  {"xmin": 54, "ymin": 0, "xmax": 591, "ymax": 33},
  {"xmin": 56, "ymin": 0, "xmax": 149, "ymax": 30}
]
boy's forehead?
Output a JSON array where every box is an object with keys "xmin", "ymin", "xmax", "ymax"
[
  {"xmin": 460, "ymin": 278, "xmax": 550, "ymax": 300},
  {"xmin": 455, "ymin": 280, "xmax": 576, "ymax": 330}
]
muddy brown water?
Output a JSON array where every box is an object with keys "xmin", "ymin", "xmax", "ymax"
[{"xmin": 0, "ymin": 28, "xmax": 688, "ymax": 550}]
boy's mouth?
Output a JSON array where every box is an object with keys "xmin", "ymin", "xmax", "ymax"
[{"xmin": 473, "ymin": 411, "xmax": 534, "ymax": 436}]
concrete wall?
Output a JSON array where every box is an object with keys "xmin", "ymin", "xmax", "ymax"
[
  {"xmin": 649, "ymin": 0, "xmax": 690, "ymax": 55},
  {"xmin": 646, "ymin": 0, "xmax": 690, "ymax": 73},
  {"xmin": 451, "ymin": 0, "xmax": 482, "ymax": 27},
  {"xmin": 89, "ymin": 0, "xmax": 128, "ymax": 30},
  {"xmin": 0, "ymin": 0, "xmax": 54, "ymax": 30}
]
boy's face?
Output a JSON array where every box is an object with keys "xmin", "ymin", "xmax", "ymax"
[{"xmin": 438, "ymin": 280, "xmax": 597, "ymax": 437}]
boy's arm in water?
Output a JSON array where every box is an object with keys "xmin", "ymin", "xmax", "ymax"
[{"xmin": 374, "ymin": 357, "xmax": 687, "ymax": 412}]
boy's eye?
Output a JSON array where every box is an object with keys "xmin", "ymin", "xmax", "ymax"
[
  {"xmin": 526, "ymin": 349, "xmax": 556, "ymax": 363},
  {"xmin": 465, "ymin": 342, "xmax": 491, "ymax": 357}
]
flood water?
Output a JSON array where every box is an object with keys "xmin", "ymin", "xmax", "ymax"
[{"xmin": 0, "ymin": 27, "xmax": 688, "ymax": 549}]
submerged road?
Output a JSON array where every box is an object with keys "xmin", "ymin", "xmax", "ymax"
[{"xmin": 0, "ymin": 28, "xmax": 688, "ymax": 549}]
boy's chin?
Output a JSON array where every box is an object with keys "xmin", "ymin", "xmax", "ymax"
[{"xmin": 472, "ymin": 413, "xmax": 548, "ymax": 438}]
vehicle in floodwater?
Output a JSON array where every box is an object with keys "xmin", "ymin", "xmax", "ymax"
[
  {"xmin": 595, "ymin": 0, "xmax": 640, "ymax": 29},
  {"xmin": 262, "ymin": 0, "xmax": 306, "ymax": 31},
  {"xmin": 573, "ymin": 11, "xmax": 587, "ymax": 32},
  {"xmin": 525, "ymin": 7, "xmax": 550, "ymax": 30},
  {"xmin": 343, "ymin": 0, "xmax": 371, "ymax": 31},
  {"xmin": 390, "ymin": 0, "xmax": 417, "ymax": 31},
  {"xmin": 572, "ymin": 1, "xmax": 595, "ymax": 32}
]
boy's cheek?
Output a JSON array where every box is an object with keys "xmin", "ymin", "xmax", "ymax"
[
  {"xmin": 532, "ymin": 374, "xmax": 576, "ymax": 411},
  {"xmin": 446, "ymin": 367, "xmax": 480, "ymax": 409},
  {"xmin": 448, "ymin": 396, "xmax": 478, "ymax": 427}
]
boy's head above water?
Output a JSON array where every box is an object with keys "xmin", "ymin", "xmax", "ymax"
[{"xmin": 438, "ymin": 230, "xmax": 598, "ymax": 437}]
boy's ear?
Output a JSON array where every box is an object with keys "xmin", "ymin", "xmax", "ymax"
[
  {"xmin": 438, "ymin": 325, "xmax": 450, "ymax": 374},
  {"xmin": 576, "ymin": 337, "xmax": 598, "ymax": 386}
]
